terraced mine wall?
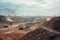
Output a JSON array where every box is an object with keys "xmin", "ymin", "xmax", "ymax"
[{"xmin": 0, "ymin": 17, "xmax": 60, "ymax": 40}]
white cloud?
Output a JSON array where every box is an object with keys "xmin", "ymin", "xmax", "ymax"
[
  {"xmin": 2, "ymin": 0, "xmax": 56, "ymax": 8},
  {"xmin": 0, "ymin": 0, "xmax": 60, "ymax": 16},
  {"xmin": 2, "ymin": 0, "xmax": 38, "ymax": 6},
  {"xmin": 2, "ymin": 0, "xmax": 22, "ymax": 4}
]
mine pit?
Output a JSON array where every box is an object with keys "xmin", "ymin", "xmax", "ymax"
[{"xmin": 0, "ymin": 16, "xmax": 60, "ymax": 40}]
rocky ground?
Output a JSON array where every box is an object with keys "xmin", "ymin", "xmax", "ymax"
[{"xmin": 0, "ymin": 17, "xmax": 60, "ymax": 40}]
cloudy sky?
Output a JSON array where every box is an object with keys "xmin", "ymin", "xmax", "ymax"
[{"xmin": 0, "ymin": 0, "xmax": 60, "ymax": 16}]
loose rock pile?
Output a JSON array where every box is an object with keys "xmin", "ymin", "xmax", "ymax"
[{"xmin": 20, "ymin": 28, "xmax": 60, "ymax": 40}]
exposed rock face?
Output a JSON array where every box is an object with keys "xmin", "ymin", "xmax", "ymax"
[
  {"xmin": 0, "ymin": 29, "xmax": 60, "ymax": 40},
  {"xmin": 20, "ymin": 28, "xmax": 60, "ymax": 40},
  {"xmin": 0, "ymin": 17, "xmax": 60, "ymax": 40},
  {"xmin": 20, "ymin": 17, "xmax": 60, "ymax": 40},
  {"xmin": 20, "ymin": 29, "xmax": 49, "ymax": 40},
  {"xmin": 0, "ymin": 33, "xmax": 24, "ymax": 40},
  {"xmin": 52, "ymin": 20, "xmax": 60, "ymax": 32},
  {"xmin": 0, "ymin": 34, "xmax": 6, "ymax": 40}
]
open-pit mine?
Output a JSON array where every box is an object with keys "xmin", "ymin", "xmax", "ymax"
[{"xmin": 0, "ymin": 15, "xmax": 60, "ymax": 40}]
